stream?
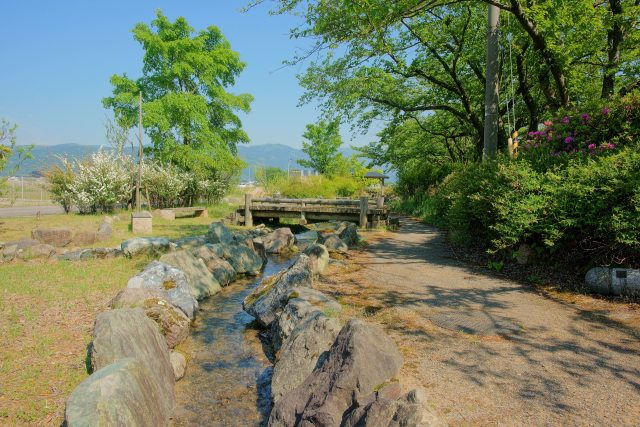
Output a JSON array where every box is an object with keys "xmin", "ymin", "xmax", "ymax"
[{"xmin": 171, "ymin": 256, "xmax": 296, "ymax": 427}]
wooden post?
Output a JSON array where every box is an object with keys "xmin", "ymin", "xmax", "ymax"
[
  {"xmin": 299, "ymin": 202, "xmax": 307, "ymax": 225},
  {"xmin": 244, "ymin": 193, "xmax": 253, "ymax": 227},
  {"xmin": 359, "ymin": 196, "xmax": 369, "ymax": 228},
  {"xmin": 376, "ymin": 196, "xmax": 384, "ymax": 209}
]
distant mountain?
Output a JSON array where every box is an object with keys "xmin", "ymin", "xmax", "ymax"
[
  {"xmin": 4, "ymin": 143, "xmax": 392, "ymax": 180},
  {"xmin": 2, "ymin": 144, "xmax": 103, "ymax": 176}
]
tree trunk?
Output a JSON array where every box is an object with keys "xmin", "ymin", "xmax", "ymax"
[{"xmin": 602, "ymin": 0, "xmax": 623, "ymax": 99}]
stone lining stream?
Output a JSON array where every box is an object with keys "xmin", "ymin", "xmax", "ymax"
[{"xmin": 171, "ymin": 256, "xmax": 296, "ymax": 426}]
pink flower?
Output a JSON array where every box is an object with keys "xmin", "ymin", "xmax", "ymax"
[
  {"xmin": 561, "ymin": 116, "xmax": 570, "ymax": 124},
  {"xmin": 602, "ymin": 107, "xmax": 610, "ymax": 116},
  {"xmin": 588, "ymin": 143, "xmax": 596, "ymax": 150},
  {"xmin": 564, "ymin": 136, "xmax": 574, "ymax": 144},
  {"xmin": 581, "ymin": 113, "xmax": 590, "ymax": 123},
  {"xmin": 544, "ymin": 120, "xmax": 553, "ymax": 127},
  {"xmin": 607, "ymin": 143, "xmax": 616, "ymax": 149}
]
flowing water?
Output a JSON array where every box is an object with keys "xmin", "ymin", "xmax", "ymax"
[{"xmin": 172, "ymin": 257, "xmax": 295, "ymax": 427}]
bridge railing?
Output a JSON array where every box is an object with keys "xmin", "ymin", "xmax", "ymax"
[{"xmin": 243, "ymin": 195, "xmax": 385, "ymax": 228}]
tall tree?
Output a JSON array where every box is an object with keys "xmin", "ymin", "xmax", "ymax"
[
  {"xmin": 103, "ymin": 10, "xmax": 253, "ymax": 181},
  {"xmin": 297, "ymin": 120, "xmax": 343, "ymax": 175}
]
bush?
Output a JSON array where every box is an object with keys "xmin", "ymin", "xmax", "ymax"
[
  {"xmin": 69, "ymin": 151, "xmax": 134, "ymax": 213},
  {"xmin": 46, "ymin": 158, "xmax": 75, "ymax": 213},
  {"xmin": 432, "ymin": 146, "xmax": 640, "ymax": 266},
  {"xmin": 275, "ymin": 175, "xmax": 368, "ymax": 199},
  {"xmin": 142, "ymin": 162, "xmax": 188, "ymax": 208}
]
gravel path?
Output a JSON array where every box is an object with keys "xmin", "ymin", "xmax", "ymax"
[{"xmin": 331, "ymin": 218, "xmax": 640, "ymax": 426}]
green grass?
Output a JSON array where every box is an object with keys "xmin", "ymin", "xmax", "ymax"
[
  {"xmin": 0, "ymin": 202, "xmax": 235, "ymax": 246},
  {"xmin": 0, "ymin": 202, "xmax": 236, "ymax": 425}
]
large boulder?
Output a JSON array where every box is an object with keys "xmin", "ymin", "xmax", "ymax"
[
  {"xmin": 337, "ymin": 221, "xmax": 359, "ymax": 247},
  {"xmin": 191, "ymin": 245, "xmax": 236, "ymax": 286},
  {"xmin": 111, "ymin": 289, "xmax": 190, "ymax": 348},
  {"xmin": 262, "ymin": 228, "xmax": 296, "ymax": 254},
  {"xmin": 303, "ymin": 244, "xmax": 330, "ymax": 275},
  {"xmin": 324, "ymin": 235, "xmax": 348, "ymax": 254},
  {"xmin": 31, "ymin": 228, "xmax": 73, "ymax": 247},
  {"xmin": 206, "ymin": 221, "xmax": 234, "ymax": 244},
  {"xmin": 252, "ymin": 238, "xmax": 268, "ymax": 265},
  {"xmin": 268, "ymin": 319, "xmax": 403, "ymax": 427},
  {"xmin": 65, "ymin": 357, "xmax": 172, "ymax": 427},
  {"xmin": 271, "ymin": 288, "xmax": 341, "ymax": 352},
  {"xmin": 211, "ymin": 242, "xmax": 264, "ymax": 275},
  {"xmin": 271, "ymin": 311, "xmax": 341, "ymax": 403},
  {"xmin": 243, "ymin": 255, "xmax": 314, "ymax": 328},
  {"xmin": 90, "ymin": 308, "xmax": 175, "ymax": 418},
  {"xmin": 160, "ymin": 250, "xmax": 221, "ymax": 300},
  {"xmin": 127, "ymin": 261, "xmax": 198, "ymax": 320},
  {"xmin": 121, "ymin": 237, "xmax": 171, "ymax": 257}
]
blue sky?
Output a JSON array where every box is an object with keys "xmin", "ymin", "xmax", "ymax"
[{"xmin": 0, "ymin": 0, "xmax": 376, "ymax": 149}]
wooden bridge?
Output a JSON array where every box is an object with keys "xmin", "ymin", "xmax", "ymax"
[{"xmin": 233, "ymin": 195, "xmax": 389, "ymax": 228}]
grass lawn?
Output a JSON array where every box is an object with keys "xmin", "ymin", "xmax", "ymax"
[{"xmin": 0, "ymin": 203, "xmax": 234, "ymax": 425}]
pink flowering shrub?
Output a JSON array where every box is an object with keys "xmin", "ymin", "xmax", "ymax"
[{"xmin": 519, "ymin": 91, "xmax": 640, "ymax": 166}]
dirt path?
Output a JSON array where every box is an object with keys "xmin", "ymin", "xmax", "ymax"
[{"xmin": 317, "ymin": 218, "xmax": 640, "ymax": 426}]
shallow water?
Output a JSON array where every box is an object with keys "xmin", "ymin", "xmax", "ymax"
[{"xmin": 172, "ymin": 257, "xmax": 295, "ymax": 427}]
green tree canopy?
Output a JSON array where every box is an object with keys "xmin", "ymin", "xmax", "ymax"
[
  {"xmin": 103, "ymin": 10, "xmax": 253, "ymax": 181},
  {"xmin": 297, "ymin": 119, "xmax": 344, "ymax": 175}
]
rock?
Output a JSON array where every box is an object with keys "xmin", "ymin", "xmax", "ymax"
[
  {"xmin": 96, "ymin": 222, "xmax": 113, "ymax": 242},
  {"xmin": 343, "ymin": 388, "xmax": 441, "ymax": 427},
  {"xmin": 303, "ymin": 244, "xmax": 330, "ymax": 275},
  {"xmin": 160, "ymin": 250, "xmax": 221, "ymax": 300},
  {"xmin": 295, "ymin": 230, "xmax": 319, "ymax": 250},
  {"xmin": 337, "ymin": 221, "xmax": 359, "ymax": 247},
  {"xmin": 516, "ymin": 243, "xmax": 534, "ymax": 265},
  {"xmin": 324, "ymin": 235, "xmax": 348, "ymax": 254},
  {"xmin": 31, "ymin": 228, "xmax": 73, "ymax": 247},
  {"xmin": 174, "ymin": 235, "xmax": 207, "ymax": 249},
  {"xmin": 65, "ymin": 357, "xmax": 172, "ymax": 427},
  {"xmin": 90, "ymin": 308, "xmax": 175, "ymax": 417},
  {"xmin": 1, "ymin": 244, "xmax": 17, "ymax": 261},
  {"xmin": 72, "ymin": 231, "xmax": 97, "ymax": 246},
  {"xmin": 127, "ymin": 261, "xmax": 198, "ymax": 319},
  {"xmin": 111, "ymin": 289, "xmax": 190, "ymax": 348},
  {"xmin": 252, "ymin": 238, "xmax": 268, "ymax": 265},
  {"xmin": 121, "ymin": 237, "xmax": 171, "ymax": 257},
  {"xmin": 585, "ymin": 267, "xmax": 640, "ymax": 296},
  {"xmin": 243, "ymin": 255, "xmax": 314, "ymax": 328},
  {"xmin": 268, "ymin": 319, "xmax": 403, "ymax": 427},
  {"xmin": 206, "ymin": 221, "xmax": 234, "ymax": 244},
  {"xmin": 192, "ymin": 245, "xmax": 236, "ymax": 286},
  {"xmin": 271, "ymin": 311, "xmax": 341, "ymax": 402},
  {"xmin": 262, "ymin": 228, "xmax": 296, "ymax": 254},
  {"xmin": 16, "ymin": 243, "xmax": 55, "ymax": 260},
  {"xmin": 93, "ymin": 247, "xmax": 122, "ymax": 259},
  {"xmin": 212, "ymin": 242, "xmax": 264, "ymax": 275},
  {"xmin": 271, "ymin": 288, "xmax": 341, "ymax": 351},
  {"xmin": 7, "ymin": 238, "xmax": 40, "ymax": 250},
  {"xmin": 170, "ymin": 351, "xmax": 187, "ymax": 381}
]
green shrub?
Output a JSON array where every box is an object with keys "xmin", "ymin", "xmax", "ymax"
[
  {"xmin": 274, "ymin": 175, "xmax": 367, "ymax": 199},
  {"xmin": 432, "ymin": 147, "xmax": 640, "ymax": 265}
]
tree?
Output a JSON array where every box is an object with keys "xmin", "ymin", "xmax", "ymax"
[
  {"xmin": 102, "ymin": 10, "xmax": 253, "ymax": 186},
  {"xmin": 255, "ymin": 166, "xmax": 287, "ymax": 191},
  {"xmin": 257, "ymin": 0, "xmax": 640, "ymax": 163},
  {"xmin": 297, "ymin": 120, "xmax": 343, "ymax": 175},
  {"xmin": 0, "ymin": 119, "xmax": 32, "ymax": 196}
]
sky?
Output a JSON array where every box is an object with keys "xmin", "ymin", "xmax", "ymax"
[{"xmin": 0, "ymin": 0, "xmax": 376, "ymax": 149}]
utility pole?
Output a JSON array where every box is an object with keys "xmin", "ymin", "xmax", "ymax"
[
  {"xmin": 136, "ymin": 91, "xmax": 143, "ymax": 211},
  {"xmin": 483, "ymin": 4, "xmax": 500, "ymax": 161}
]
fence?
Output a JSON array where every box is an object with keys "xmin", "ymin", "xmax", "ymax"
[{"xmin": 0, "ymin": 176, "xmax": 53, "ymax": 206}]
